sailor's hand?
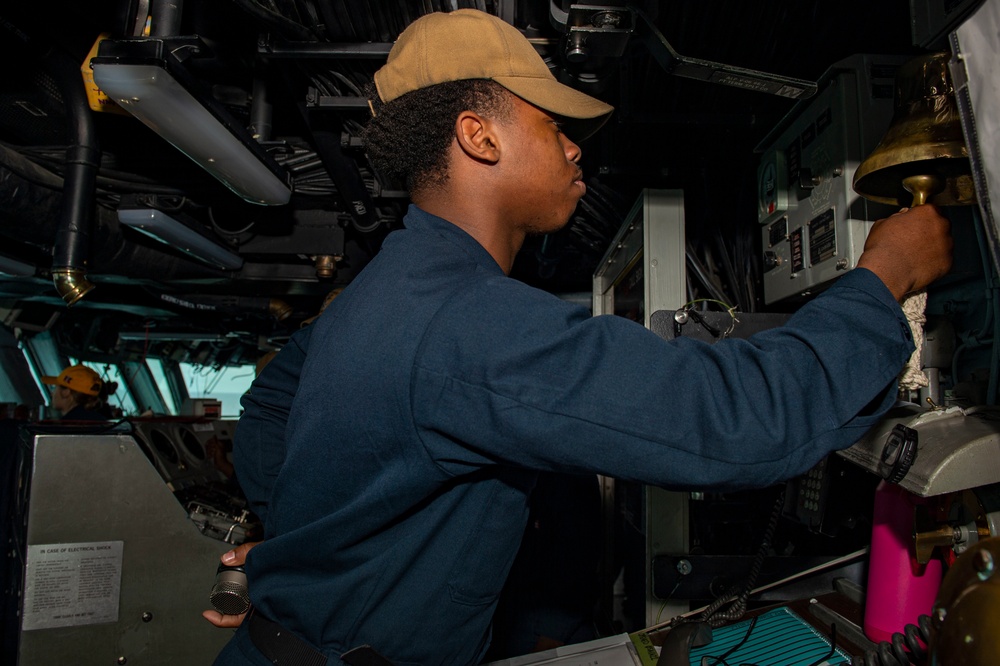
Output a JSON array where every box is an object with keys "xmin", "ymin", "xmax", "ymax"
[
  {"xmin": 201, "ymin": 541, "xmax": 260, "ymax": 628},
  {"xmin": 857, "ymin": 204, "xmax": 953, "ymax": 302}
]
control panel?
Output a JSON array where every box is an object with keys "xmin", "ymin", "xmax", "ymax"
[{"xmin": 757, "ymin": 54, "xmax": 907, "ymax": 304}]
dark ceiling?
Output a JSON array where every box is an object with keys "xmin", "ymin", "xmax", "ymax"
[{"xmin": 0, "ymin": 1, "xmax": 931, "ymax": 368}]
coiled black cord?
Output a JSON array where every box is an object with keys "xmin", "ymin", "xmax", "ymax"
[
  {"xmin": 853, "ymin": 614, "xmax": 931, "ymax": 666},
  {"xmin": 699, "ymin": 490, "xmax": 785, "ymax": 627}
]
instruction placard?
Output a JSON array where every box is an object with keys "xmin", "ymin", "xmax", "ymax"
[{"xmin": 22, "ymin": 541, "xmax": 124, "ymax": 630}]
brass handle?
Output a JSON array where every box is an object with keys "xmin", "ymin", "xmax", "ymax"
[{"xmin": 902, "ymin": 174, "xmax": 943, "ymax": 206}]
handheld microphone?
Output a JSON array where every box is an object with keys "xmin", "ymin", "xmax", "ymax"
[{"xmin": 210, "ymin": 563, "xmax": 250, "ymax": 615}]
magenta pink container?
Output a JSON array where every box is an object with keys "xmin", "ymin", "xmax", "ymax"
[{"xmin": 863, "ymin": 480, "xmax": 943, "ymax": 643}]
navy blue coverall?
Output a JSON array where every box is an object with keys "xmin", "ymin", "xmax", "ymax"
[{"xmin": 215, "ymin": 205, "xmax": 913, "ymax": 665}]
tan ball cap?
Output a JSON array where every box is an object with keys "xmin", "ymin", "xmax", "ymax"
[{"xmin": 373, "ymin": 9, "xmax": 613, "ymax": 139}]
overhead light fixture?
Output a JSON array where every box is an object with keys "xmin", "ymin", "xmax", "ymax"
[
  {"xmin": 91, "ymin": 38, "xmax": 292, "ymax": 205},
  {"xmin": 119, "ymin": 208, "xmax": 244, "ymax": 270}
]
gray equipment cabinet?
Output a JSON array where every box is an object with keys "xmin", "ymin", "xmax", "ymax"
[{"xmin": 12, "ymin": 430, "xmax": 234, "ymax": 665}]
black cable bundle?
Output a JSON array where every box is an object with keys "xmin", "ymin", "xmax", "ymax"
[
  {"xmin": 854, "ymin": 614, "xmax": 931, "ymax": 666},
  {"xmin": 699, "ymin": 490, "xmax": 785, "ymax": 628}
]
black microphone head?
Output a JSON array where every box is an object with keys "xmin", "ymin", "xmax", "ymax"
[{"xmin": 210, "ymin": 563, "xmax": 250, "ymax": 615}]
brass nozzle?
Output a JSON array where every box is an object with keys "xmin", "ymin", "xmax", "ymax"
[
  {"xmin": 268, "ymin": 298, "xmax": 293, "ymax": 321},
  {"xmin": 314, "ymin": 255, "xmax": 337, "ymax": 279},
  {"xmin": 52, "ymin": 268, "xmax": 96, "ymax": 306}
]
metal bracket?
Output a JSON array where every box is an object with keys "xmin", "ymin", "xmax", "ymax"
[{"xmin": 630, "ymin": 6, "xmax": 817, "ymax": 100}]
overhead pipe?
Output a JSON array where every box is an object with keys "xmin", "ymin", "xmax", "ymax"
[
  {"xmin": 156, "ymin": 293, "xmax": 293, "ymax": 320},
  {"xmin": 45, "ymin": 47, "xmax": 100, "ymax": 305},
  {"xmin": 149, "ymin": 0, "xmax": 184, "ymax": 37},
  {"xmin": 250, "ymin": 61, "xmax": 274, "ymax": 143},
  {"xmin": 0, "ymin": 162, "xmax": 226, "ymax": 282}
]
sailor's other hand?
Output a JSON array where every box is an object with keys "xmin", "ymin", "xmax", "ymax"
[
  {"xmin": 857, "ymin": 204, "xmax": 953, "ymax": 302},
  {"xmin": 201, "ymin": 541, "xmax": 260, "ymax": 628}
]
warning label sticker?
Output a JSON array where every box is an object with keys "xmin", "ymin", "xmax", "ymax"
[{"xmin": 22, "ymin": 541, "xmax": 124, "ymax": 631}]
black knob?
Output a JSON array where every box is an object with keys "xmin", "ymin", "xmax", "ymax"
[
  {"xmin": 763, "ymin": 250, "xmax": 781, "ymax": 272},
  {"xmin": 878, "ymin": 424, "xmax": 918, "ymax": 484}
]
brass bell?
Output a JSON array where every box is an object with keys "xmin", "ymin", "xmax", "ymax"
[{"xmin": 853, "ymin": 51, "xmax": 976, "ymax": 207}]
